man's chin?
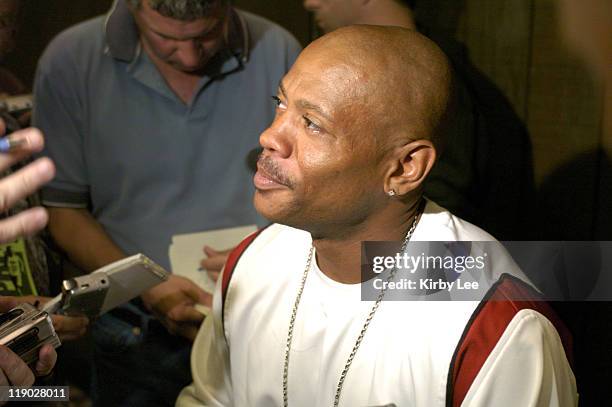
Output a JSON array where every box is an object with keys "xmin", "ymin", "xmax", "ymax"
[
  {"xmin": 176, "ymin": 66, "xmax": 205, "ymax": 74},
  {"xmin": 169, "ymin": 60, "xmax": 208, "ymax": 74},
  {"xmin": 314, "ymin": 18, "xmax": 336, "ymax": 34},
  {"xmin": 317, "ymin": 22, "xmax": 331, "ymax": 34},
  {"xmin": 254, "ymin": 192, "xmax": 294, "ymax": 224}
]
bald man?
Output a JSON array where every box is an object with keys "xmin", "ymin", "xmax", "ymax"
[
  {"xmin": 303, "ymin": 0, "xmax": 535, "ymax": 241},
  {"xmin": 177, "ymin": 26, "xmax": 576, "ymax": 407}
]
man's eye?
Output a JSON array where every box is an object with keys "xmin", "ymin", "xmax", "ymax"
[
  {"xmin": 271, "ymin": 95, "xmax": 281, "ymax": 105},
  {"xmin": 271, "ymin": 95, "xmax": 287, "ymax": 109},
  {"xmin": 303, "ymin": 116, "xmax": 321, "ymax": 133}
]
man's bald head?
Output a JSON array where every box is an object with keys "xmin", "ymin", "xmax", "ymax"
[
  {"xmin": 302, "ymin": 25, "xmax": 451, "ymax": 151},
  {"xmin": 255, "ymin": 25, "xmax": 452, "ymax": 236}
]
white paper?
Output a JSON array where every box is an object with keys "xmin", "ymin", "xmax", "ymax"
[{"xmin": 169, "ymin": 225, "xmax": 257, "ymax": 294}]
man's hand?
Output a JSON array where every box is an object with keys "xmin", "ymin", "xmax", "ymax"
[
  {"xmin": 33, "ymin": 343, "xmax": 57, "ymax": 377},
  {"xmin": 0, "ymin": 343, "xmax": 57, "ymax": 388},
  {"xmin": 28, "ymin": 297, "xmax": 89, "ymax": 342},
  {"xmin": 0, "ymin": 125, "xmax": 55, "ymax": 243},
  {"xmin": 50, "ymin": 314, "xmax": 88, "ymax": 342},
  {"xmin": 200, "ymin": 246, "xmax": 233, "ymax": 283},
  {"xmin": 0, "ymin": 294, "xmax": 58, "ymax": 405},
  {"xmin": 141, "ymin": 275, "xmax": 211, "ymax": 341},
  {"xmin": 0, "ymin": 296, "xmax": 89, "ymax": 342}
]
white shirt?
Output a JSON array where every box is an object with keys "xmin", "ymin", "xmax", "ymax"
[{"xmin": 177, "ymin": 201, "xmax": 577, "ymax": 407}]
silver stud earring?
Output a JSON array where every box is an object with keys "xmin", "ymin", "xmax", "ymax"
[{"xmin": 387, "ymin": 189, "xmax": 396, "ymax": 197}]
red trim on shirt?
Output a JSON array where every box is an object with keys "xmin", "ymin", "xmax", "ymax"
[
  {"xmin": 448, "ymin": 274, "xmax": 573, "ymax": 407},
  {"xmin": 221, "ymin": 226, "xmax": 267, "ymax": 307}
]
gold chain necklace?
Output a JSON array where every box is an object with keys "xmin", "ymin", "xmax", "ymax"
[{"xmin": 282, "ymin": 203, "xmax": 424, "ymax": 407}]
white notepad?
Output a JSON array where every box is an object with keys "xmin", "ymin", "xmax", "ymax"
[{"xmin": 169, "ymin": 225, "xmax": 257, "ymax": 294}]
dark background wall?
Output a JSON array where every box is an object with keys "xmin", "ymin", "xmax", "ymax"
[
  {"xmin": 3, "ymin": 0, "xmax": 606, "ymax": 238},
  {"xmin": 415, "ymin": 0, "xmax": 606, "ymax": 239},
  {"xmin": 5, "ymin": 0, "xmax": 113, "ymax": 90}
]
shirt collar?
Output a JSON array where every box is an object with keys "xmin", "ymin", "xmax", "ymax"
[{"xmin": 104, "ymin": 0, "xmax": 250, "ymax": 64}]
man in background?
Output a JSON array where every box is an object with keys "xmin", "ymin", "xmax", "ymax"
[
  {"xmin": 33, "ymin": 0, "xmax": 301, "ymax": 405},
  {"xmin": 303, "ymin": 0, "xmax": 534, "ymax": 240}
]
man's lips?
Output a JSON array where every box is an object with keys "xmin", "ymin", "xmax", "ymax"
[{"xmin": 254, "ymin": 163, "xmax": 288, "ymax": 190}]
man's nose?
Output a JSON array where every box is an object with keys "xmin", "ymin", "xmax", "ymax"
[
  {"xmin": 259, "ymin": 117, "xmax": 292, "ymax": 158},
  {"xmin": 176, "ymin": 41, "xmax": 203, "ymax": 69}
]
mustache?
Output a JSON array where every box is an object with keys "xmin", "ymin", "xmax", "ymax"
[{"xmin": 256, "ymin": 154, "xmax": 294, "ymax": 188}]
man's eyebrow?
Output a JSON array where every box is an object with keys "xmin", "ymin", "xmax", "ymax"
[
  {"xmin": 297, "ymin": 99, "xmax": 332, "ymax": 122},
  {"xmin": 151, "ymin": 29, "xmax": 189, "ymax": 41},
  {"xmin": 278, "ymin": 81, "xmax": 332, "ymax": 122},
  {"xmin": 278, "ymin": 81, "xmax": 288, "ymax": 98}
]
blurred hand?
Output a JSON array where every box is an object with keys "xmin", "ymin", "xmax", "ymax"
[
  {"xmin": 0, "ymin": 295, "xmax": 58, "ymax": 404},
  {"xmin": 0, "ymin": 124, "xmax": 55, "ymax": 243},
  {"xmin": 33, "ymin": 343, "xmax": 57, "ymax": 376},
  {"xmin": 141, "ymin": 275, "xmax": 211, "ymax": 341},
  {"xmin": 200, "ymin": 245, "xmax": 233, "ymax": 283},
  {"xmin": 0, "ymin": 295, "xmax": 17, "ymax": 313},
  {"xmin": 0, "ymin": 343, "xmax": 57, "ymax": 393},
  {"xmin": 50, "ymin": 314, "xmax": 89, "ymax": 341},
  {"xmin": 0, "ymin": 296, "xmax": 89, "ymax": 342},
  {"xmin": 0, "ymin": 344, "xmax": 35, "ymax": 388},
  {"xmin": 0, "ymin": 344, "xmax": 57, "ymax": 386}
]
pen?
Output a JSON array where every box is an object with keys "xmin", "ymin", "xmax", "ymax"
[{"xmin": 0, "ymin": 136, "xmax": 26, "ymax": 152}]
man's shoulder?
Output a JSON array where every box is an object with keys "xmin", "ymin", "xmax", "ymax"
[
  {"xmin": 418, "ymin": 199, "xmax": 498, "ymax": 242},
  {"xmin": 449, "ymin": 274, "xmax": 574, "ymax": 405},
  {"xmin": 38, "ymin": 16, "xmax": 106, "ymax": 73},
  {"xmin": 421, "ymin": 199, "xmax": 536, "ymax": 287}
]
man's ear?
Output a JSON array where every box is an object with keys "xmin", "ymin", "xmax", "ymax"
[{"xmin": 383, "ymin": 139, "xmax": 436, "ymax": 196}]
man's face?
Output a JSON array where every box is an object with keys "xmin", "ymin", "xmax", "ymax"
[
  {"xmin": 253, "ymin": 48, "xmax": 385, "ymax": 235},
  {"xmin": 131, "ymin": 0, "xmax": 228, "ymax": 73},
  {"xmin": 303, "ymin": 0, "xmax": 361, "ymax": 33}
]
